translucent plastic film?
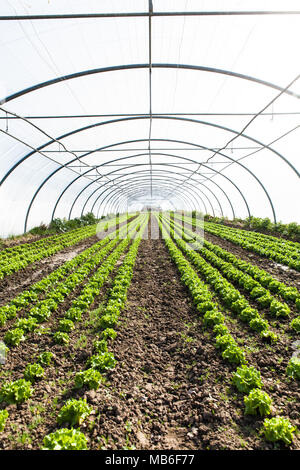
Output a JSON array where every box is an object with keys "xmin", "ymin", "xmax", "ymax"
[{"xmin": 0, "ymin": 0, "xmax": 299, "ymax": 236}]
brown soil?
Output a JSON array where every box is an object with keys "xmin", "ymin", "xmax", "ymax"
[
  {"xmin": 0, "ymin": 218, "xmax": 299, "ymax": 451},
  {"xmin": 89, "ymin": 234, "xmax": 299, "ymax": 451}
]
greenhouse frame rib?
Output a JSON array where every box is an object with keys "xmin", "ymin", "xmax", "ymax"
[{"xmin": 0, "ymin": 6, "xmax": 299, "ymax": 233}]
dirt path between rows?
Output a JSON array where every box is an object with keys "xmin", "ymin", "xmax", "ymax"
[
  {"xmin": 0, "ymin": 217, "xmax": 298, "ymax": 450},
  {"xmin": 89, "ymin": 221, "xmax": 299, "ymax": 450},
  {"xmin": 103, "ymin": 237, "xmax": 199, "ymax": 449}
]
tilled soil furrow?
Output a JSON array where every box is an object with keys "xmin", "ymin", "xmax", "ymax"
[
  {"xmin": 92, "ymin": 234, "xmax": 299, "ymax": 450},
  {"xmin": 91, "ymin": 240, "xmax": 236, "ymax": 449},
  {"xmin": 95, "ymin": 239, "xmax": 204, "ymax": 449},
  {"xmin": 0, "ymin": 217, "xmax": 299, "ymax": 450}
]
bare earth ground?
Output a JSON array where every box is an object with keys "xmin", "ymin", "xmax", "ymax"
[
  {"xmin": 0, "ymin": 218, "xmax": 299, "ymax": 450},
  {"xmin": 90, "ymin": 234, "xmax": 299, "ymax": 450}
]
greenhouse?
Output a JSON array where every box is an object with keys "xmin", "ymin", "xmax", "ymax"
[{"xmin": 0, "ymin": 0, "xmax": 299, "ymax": 453}]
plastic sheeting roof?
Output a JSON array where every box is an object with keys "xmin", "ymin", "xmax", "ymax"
[{"xmin": 0, "ymin": 0, "xmax": 299, "ymax": 236}]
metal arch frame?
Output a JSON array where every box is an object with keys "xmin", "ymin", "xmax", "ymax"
[
  {"xmin": 81, "ymin": 156, "xmax": 248, "ymax": 220},
  {"xmin": 104, "ymin": 184, "xmax": 197, "ymax": 216},
  {"xmin": 53, "ymin": 160, "xmax": 217, "ymax": 220},
  {"xmin": 3, "ymin": 116, "xmax": 298, "ymax": 197},
  {"xmin": 33, "ymin": 159, "xmax": 216, "ymax": 232},
  {"xmin": 91, "ymin": 174, "xmax": 206, "ymax": 217},
  {"xmin": 3, "ymin": 63, "xmax": 300, "ymax": 105},
  {"xmin": 32, "ymin": 146, "xmax": 245, "ymax": 229},
  {"xmin": 90, "ymin": 173, "xmax": 209, "ymax": 217},
  {"xmin": 1, "ymin": 66, "xmax": 299, "ymax": 183},
  {"xmin": 94, "ymin": 176, "xmax": 201, "ymax": 214},
  {"xmin": 112, "ymin": 188, "xmax": 192, "ymax": 216},
  {"xmin": 107, "ymin": 187, "xmax": 196, "ymax": 216},
  {"xmin": 25, "ymin": 147, "xmax": 251, "ymax": 232},
  {"xmin": 113, "ymin": 191, "xmax": 192, "ymax": 214},
  {"xmin": 1, "ymin": 64, "xmax": 299, "ymax": 229},
  {"xmin": 74, "ymin": 161, "xmax": 229, "ymax": 219},
  {"xmin": 116, "ymin": 189, "xmax": 190, "ymax": 214},
  {"xmin": 102, "ymin": 181, "xmax": 198, "ymax": 216},
  {"xmin": 2, "ymin": 11, "xmax": 300, "ymax": 21},
  {"xmin": 82, "ymin": 163, "xmax": 227, "ymax": 218},
  {"xmin": 3, "ymin": 113, "xmax": 297, "ymax": 230},
  {"xmin": 111, "ymin": 190, "xmax": 180, "ymax": 214},
  {"xmin": 23, "ymin": 139, "xmax": 260, "ymax": 232},
  {"xmin": 79, "ymin": 166, "xmax": 222, "ymax": 219},
  {"xmin": 88, "ymin": 170, "xmax": 214, "ymax": 217},
  {"xmin": 112, "ymin": 188, "xmax": 193, "ymax": 214},
  {"xmin": 47, "ymin": 137, "xmax": 270, "ymax": 224},
  {"xmin": 25, "ymin": 144, "xmax": 254, "ymax": 233}
]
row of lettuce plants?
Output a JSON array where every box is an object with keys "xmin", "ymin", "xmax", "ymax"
[
  {"xmin": 40, "ymin": 216, "xmax": 148, "ymax": 449},
  {"xmin": 168, "ymin": 216, "xmax": 300, "ymax": 333},
  {"xmin": 1, "ymin": 216, "xmax": 143, "ymax": 349},
  {"xmin": 175, "ymin": 214, "xmax": 300, "ymax": 271},
  {"xmin": 157, "ymin": 216, "xmax": 298, "ymax": 447},
  {"xmin": 0, "ymin": 213, "xmax": 131, "ymax": 280}
]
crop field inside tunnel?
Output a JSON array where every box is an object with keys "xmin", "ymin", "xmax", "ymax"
[{"xmin": 0, "ymin": 0, "xmax": 299, "ymax": 454}]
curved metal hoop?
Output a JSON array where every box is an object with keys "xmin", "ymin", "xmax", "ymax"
[
  {"xmin": 27, "ymin": 146, "xmax": 246, "ymax": 231},
  {"xmin": 78, "ymin": 164, "xmax": 229, "ymax": 220},
  {"xmin": 91, "ymin": 175, "xmax": 208, "ymax": 217},
  {"xmin": 47, "ymin": 138, "xmax": 271, "ymax": 223},
  {"xmin": 109, "ymin": 187, "xmax": 194, "ymax": 216},
  {"xmin": 2, "ymin": 116, "xmax": 298, "ymax": 195},
  {"xmin": 3, "ymin": 63, "xmax": 300, "ymax": 104},
  {"xmin": 79, "ymin": 167, "xmax": 225, "ymax": 219},
  {"xmin": 23, "ymin": 132, "xmax": 272, "ymax": 231},
  {"xmin": 2, "ymin": 61, "xmax": 298, "ymax": 229},
  {"xmin": 95, "ymin": 176, "xmax": 209, "ymax": 217},
  {"xmin": 3, "ymin": 113, "xmax": 297, "ymax": 230},
  {"xmin": 88, "ymin": 170, "xmax": 216, "ymax": 217},
  {"xmin": 101, "ymin": 181, "xmax": 199, "ymax": 216}
]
